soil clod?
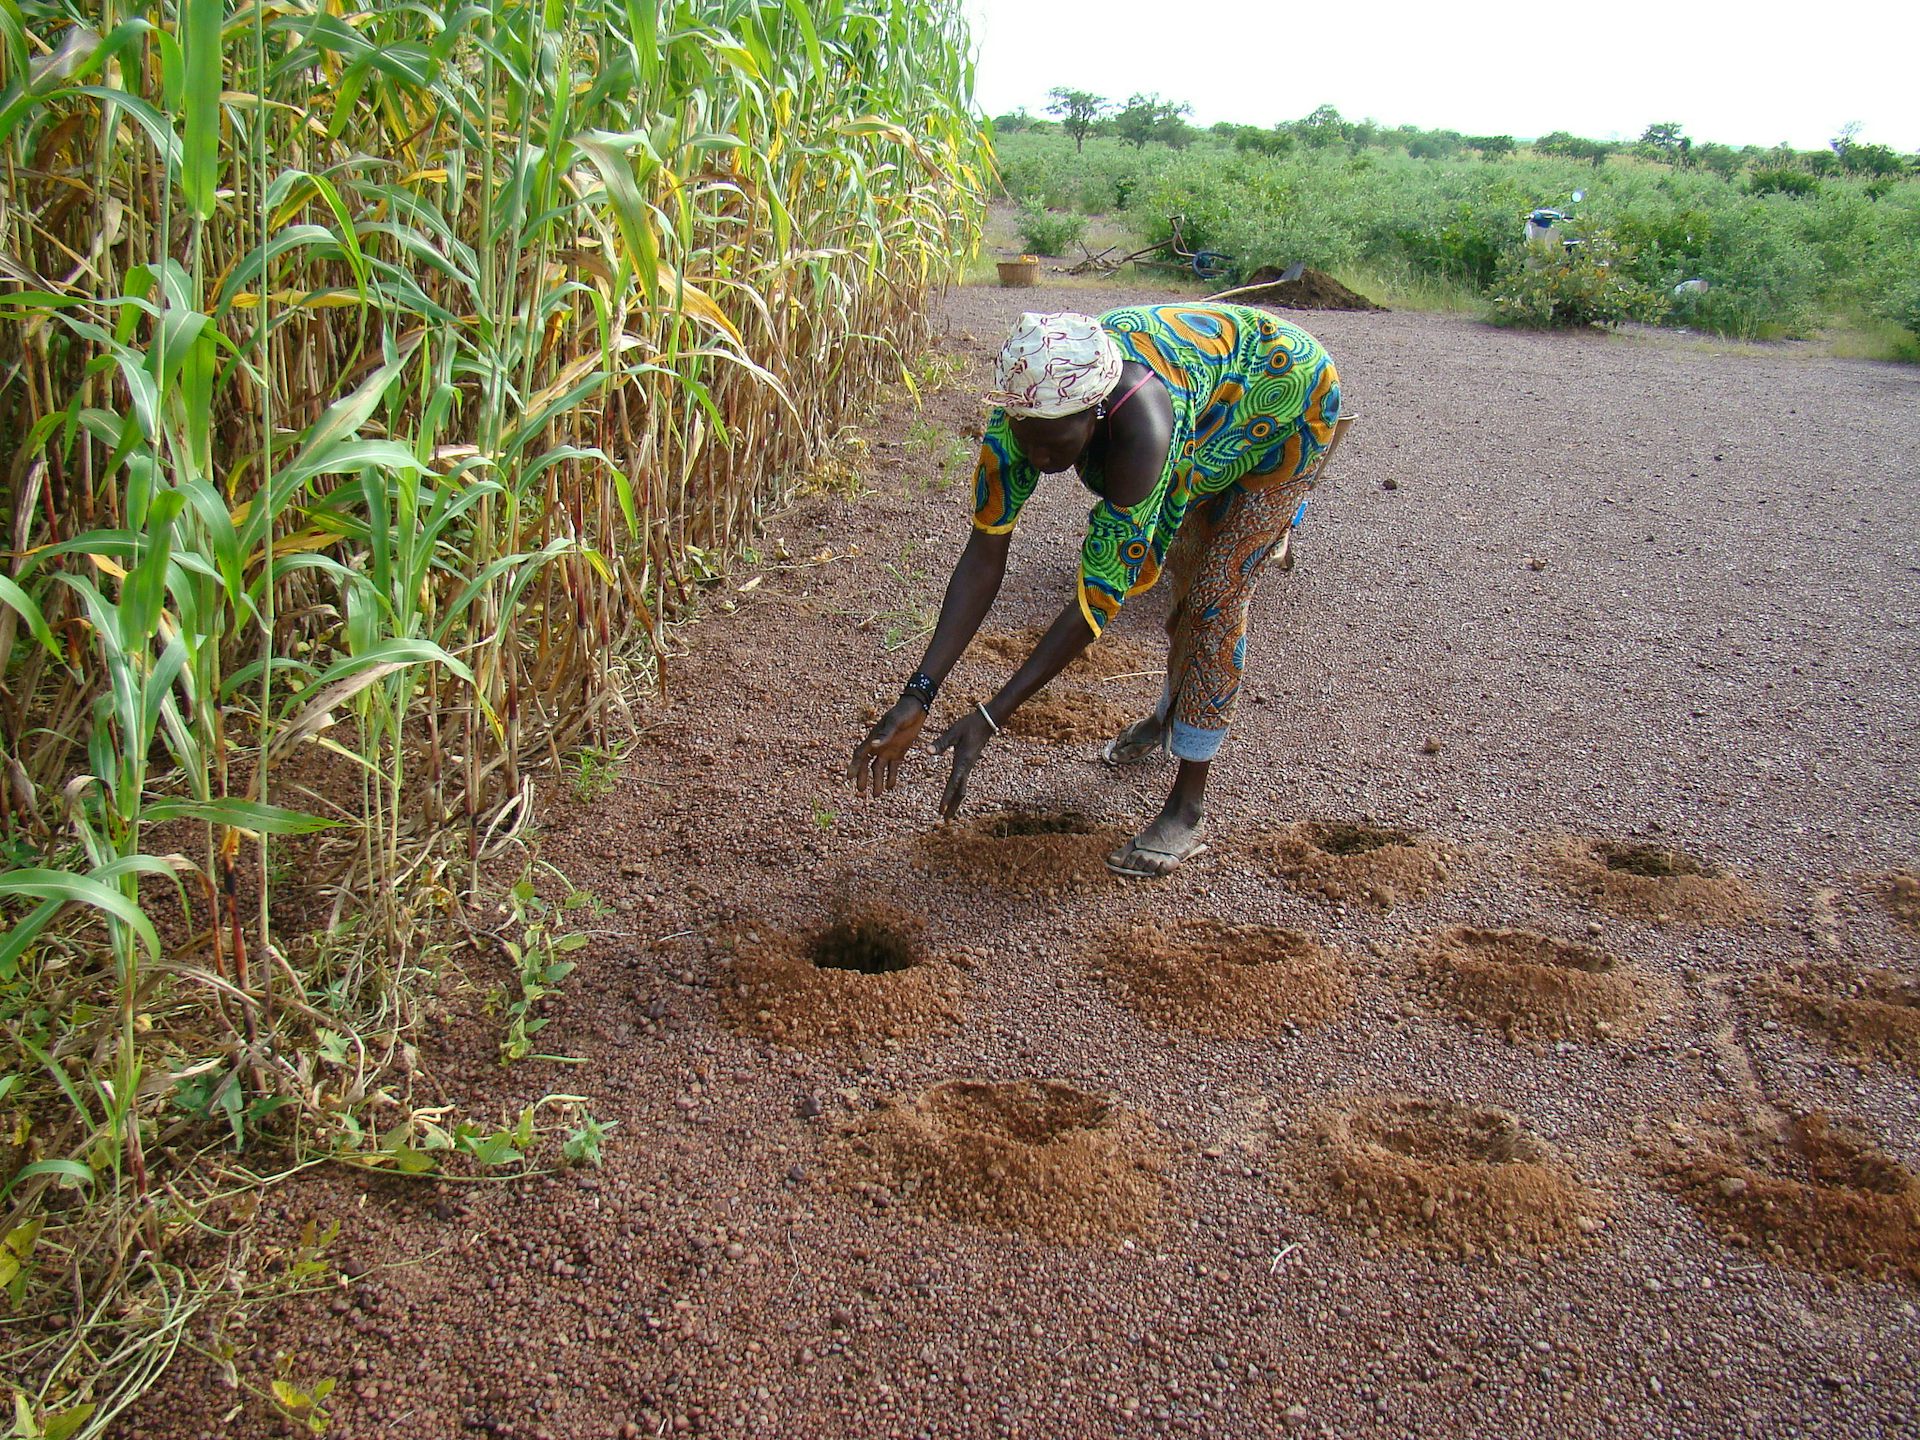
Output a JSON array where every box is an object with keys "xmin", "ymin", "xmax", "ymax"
[
  {"xmin": 1280, "ymin": 1095, "xmax": 1602, "ymax": 1255},
  {"xmin": 1764, "ymin": 962, "xmax": 1920, "ymax": 1073},
  {"xmin": 1242, "ymin": 819, "xmax": 1450, "ymax": 908},
  {"xmin": 1093, "ymin": 916, "xmax": 1352, "ymax": 1037},
  {"xmin": 1546, "ymin": 834, "xmax": 1763, "ymax": 924},
  {"xmin": 720, "ymin": 907, "xmax": 963, "ymax": 1048},
  {"xmin": 1417, "ymin": 925, "xmax": 1651, "ymax": 1041},
  {"xmin": 832, "ymin": 1079, "xmax": 1165, "ymax": 1242},
  {"xmin": 1880, "ymin": 871, "xmax": 1920, "ymax": 935},
  {"xmin": 1662, "ymin": 1111, "xmax": 1920, "ymax": 1283}
]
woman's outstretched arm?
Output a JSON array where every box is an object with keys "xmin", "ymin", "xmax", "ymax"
[{"xmin": 847, "ymin": 526, "xmax": 1010, "ymax": 797}]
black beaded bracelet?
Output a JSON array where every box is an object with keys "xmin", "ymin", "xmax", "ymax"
[{"xmin": 902, "ymin": 671, "xmax": 938, "ymax": 710}]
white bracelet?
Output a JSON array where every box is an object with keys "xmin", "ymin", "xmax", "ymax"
[{"xmin": 977, "ymin": 702, "xmax": 1000, "ymax": 735}]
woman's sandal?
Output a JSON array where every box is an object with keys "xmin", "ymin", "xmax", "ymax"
[
  {"xmin": 1099, "ymin": 715, "xmax": 1170, "ymax": 767},
  {"xmin": 1105, "ymin": 822, "xmax": 1208, "ymax": 879}
]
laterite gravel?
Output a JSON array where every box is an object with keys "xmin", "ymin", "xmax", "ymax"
[{"xmin": 138, "ymin": 285, "xmax": 1920, "ymax": 1439}]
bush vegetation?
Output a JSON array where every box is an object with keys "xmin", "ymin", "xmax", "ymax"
[{"xmin": 991, "ymin": 110, "xmax": 1920, "ymax": 342}]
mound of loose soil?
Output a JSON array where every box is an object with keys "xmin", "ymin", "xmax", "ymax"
[
  {"xmin": 1545, "ymin": 835, "xmax": 1764, "ymax": 924},
  {"xmin": 1417, "ymin": 925, "xmax": 1651, "ymax": 1042},
  {"xmin": 1661, "ymin": 1110, "xmax": 1920, "ymax": 1283},
  {"xmin": 718, "ymin": 907, "xmax": 965, "ymax": 1049},
  {"xmin": 1280, "ymin": 1095, "xmax": 1602, "ymax": 1256},
  {"xmin": 1090, "ymin": 915, "xmax": 1353, "ymax": 1038},
  {"xmin": 1004, "ymin": 689, "xmax": 1135, "ymax": 747},
  {"xmin": 967, "ymin": 627, "xmax": 1162, "ymax": 684},
  {"xmin": 831, "ymin": 1079, "xmax": 1166, "ymax": 1242},
  {"xmin": 1242, "ymin": 819, "xmax": 1451, "ymax": 908},
  {"xmin": 917, "ymin": 810, "xmax": 1126, "ymax": 895},
  {"xmin": 1881, "ymin": 871, "xmax": 1920, "ymax": 935},
  {"xmin": 1210, "ymin": 267, "xmax": 1385, "ymax": 312},
  {"xmin": 1765, "ymin": 962, "xmax": 1920, "ymax": 1073}
]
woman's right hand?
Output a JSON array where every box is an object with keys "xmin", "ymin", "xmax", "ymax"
[{"xmin": 846, "ymin": 698, "xmax": 928, "ymax": 797}]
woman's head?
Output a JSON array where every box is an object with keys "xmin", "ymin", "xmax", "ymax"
[{"xmin": 986, "ymin": 311, "xmax": 1120, "ymax": 470}]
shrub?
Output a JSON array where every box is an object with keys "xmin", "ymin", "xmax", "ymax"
[
  {"xmin": 1749, "ymin": 168, "xmax": 1820, "ymax": 197},
  {"xmin": 1490, "ymin": 233, "xmax": 1667, "ymax": 329},
  {"xmin": 1017, "ymin": 204, "xmax": 1088, "ymax": 256}
]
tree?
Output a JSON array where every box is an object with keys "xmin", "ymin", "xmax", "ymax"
[
  {"xmin": 1113, "ymin": 93, "xmax": 1191, "ymax": 150},
  {"xmin": 1696, "ymin": 142, "xmax": 1742, "ymax": 180},
  {"xmin": 1045, "ymin": 88, "xmax": 1108, "ymax": 152},
  {"xmin": 1640, "ymin": 121, "xmax": 1692, "ymax": 165},
  {"xmin": 1293, "ymin": 103, "xmax": 1348, "ymax": 149},
  {"xmin": 1467, "ymin": 134, "xmax": 1516, "ymax": 160}
]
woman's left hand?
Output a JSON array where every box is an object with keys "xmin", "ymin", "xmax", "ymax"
[{"xmin": 930, "ymin": 706, "xmax": 997, "ymax": 821}]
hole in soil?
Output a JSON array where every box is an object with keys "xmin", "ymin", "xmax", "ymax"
[
  {"xmin": 1302, "ymin": 821, "xmax": 1415, "ymax": 857},
  {"xmin": 919, "ymin": 1079, "xmax": 1114, "ymax": 1145},
  {"xmin": 1347, "ymin": 1097, "xmax": 1549, "ymax": 1167},
  {"xmin": 1594, "ymin": 840, "xmax": 1713, "ymax": 879},
  {"xmin": 986, "ymin": 811, "xmax": 1096, "ymax": 840},
  {"xmin": 807, "ymin": 918, "xmax": 918, "ymax": 975}
]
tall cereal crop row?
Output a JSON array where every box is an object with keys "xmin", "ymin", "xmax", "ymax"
[{"xmin": 0, "ymin": 0, "xmax": 986, "ymax": 1428}]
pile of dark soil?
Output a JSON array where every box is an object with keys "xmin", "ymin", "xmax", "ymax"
[
  {"xmin": 1765, "ymin": 961, "xmax": 1920, "ymax": 1073},
  {"xmin": 1281, "ymin": 1095, "xmax": 1602, "ymax": 1256},
  {"xmin": 1882, "ymin": 871, "xmax": 1920, "ymax": 934},
  {"xmin": 917, "ymin": 810, "xmax": 1125, "ymax": 894},
  {"xmin": 1417, "ymin": 925, "xmax": 1652, "ymax": 1042},
  {"xmin": 1661, "ymin": 1110, "xmax": 1920, "ymax": 1283},
  {"xmin": 718, "ymin": 907, "xmax": 965, "ymax": 1049},
  {"xmin": 1210, "ymin": 267, "xmax": 1385, "ymax": 312},
  {"xmin": 1090, "ymin": 915, "xmax": 1352, "ymax": 1038},
  {"xmin": 831, "ymin": 1079, "xmax": 1166, "ymax": 1242},
  {"xmin": 1545, "ymin": 835, "xmax": 1764, "ymax": 924},
  {"xmin": 1242, "ymin": 819, "xmax": 1451, "ymax": 908}
]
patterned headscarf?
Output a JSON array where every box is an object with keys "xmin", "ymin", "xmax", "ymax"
[{"xmin": 985, "ymin": 311, "xmax": 1123, "ymax": 419}]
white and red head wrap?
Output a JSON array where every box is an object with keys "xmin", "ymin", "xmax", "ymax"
[{"xmin": 984, "ymin": 311, "xmax": 1122, "ymax": 419}]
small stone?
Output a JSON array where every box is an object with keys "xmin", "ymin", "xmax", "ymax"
[
  {"xmin": 1381, "ymin": 478, "xmax": 1398, "ymax": 491},
  {"xmin": 1528, "ymin": 556, "xmax": 1548, "ymax": 572},
  {"xmin": 1420, "ymin": 735, "xmax": 1443, "ymax": 755},
  {"xmin": 1717, "ymin": 1176, "xmax": 1748, "ymax": 1198},
  {"xmin": 798, "ymin": 1094, "xmax": 824, "ymax": 1119},
  {"xmin": 725, "ymin": 1242, "xmax": 746, "ymax": 1261},
  {"xmin": 1285, "ymin": 1404, "xmax": 1310, "ymax": 1425}
]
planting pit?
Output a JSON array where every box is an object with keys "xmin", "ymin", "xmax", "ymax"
[
  {"xmin": 831, "ymin": 1079, "xmax": 1165, "ymax": 1242},
  {"xmin": 1091, "ymin": 916, "xmax": 1352, "ymax": 1037},
  {"xmin": 1764, "ymin": 962, "xmax": 1920, "ymax": 1073},
  {"xmin": 1662, "ymin": 1111, "xmax": 1920, "ymax": 1283},
  {"xmin": 719, "ymin": 908, "xmax": 964, "ymax": 1049},
  {"xmin": 918, "ymin": 810, "xmax": 1126, "ymax": 895},
  {"xmin": 1417, "ymin": 925, "xmax": 1650, "ymax": 1042},
  {"xmin": 1280, "ymin": 1095, "xmax": 1602, "ymax": 1256},
  {"xmin": 1242, "ymin": 819, "xmax": 1451, "ymax": 908},
  {"xmin": 1545, "ymin": 835, "xmax": 1763, "ymax": 924}
]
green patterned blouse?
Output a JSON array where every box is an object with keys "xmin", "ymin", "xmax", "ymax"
[{"xmin": 972, "ymin": 303, "xmax": 1340, "ymax": 634}]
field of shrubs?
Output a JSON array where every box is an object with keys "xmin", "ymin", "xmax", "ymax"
[{"xmin": 994, "ymin": 119, "xmax": 1920, "ymax": 347}]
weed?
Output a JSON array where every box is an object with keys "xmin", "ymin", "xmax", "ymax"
[
  {"xmin": 814, "ymin": 804, "xmax": 836, "ymax": 832},
  {"xmin": 563, "ymin": 1113, "xmax": 616, "ymax": 1167},
  {"xmin": 567, "ymin": 743, "xmax": 630, "ymax": 804},
  {"xmin": 497, "ymin": 877, "xmax": 594, "ymax": 1064}
]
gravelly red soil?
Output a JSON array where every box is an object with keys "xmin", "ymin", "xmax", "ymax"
[{"xmin": 137, "ymin": 285, "xmax": 1920, "ymax": 1440}]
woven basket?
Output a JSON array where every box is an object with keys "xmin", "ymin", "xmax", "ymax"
[{"xmin": 996, "ymin": 258, "xmax": 1040, "ymax": 288}]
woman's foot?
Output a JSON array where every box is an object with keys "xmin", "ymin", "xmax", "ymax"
[
  {"xmin": 1100, "ymin": 712, "xmax": 1167, "ymax": 767},
  {"xmin": 1106, "ymin": 805, "xmax": 1207, "ymax": 878}
]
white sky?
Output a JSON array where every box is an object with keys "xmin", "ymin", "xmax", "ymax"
[{"xmin": 961, "ymin": 0, "xmax": 1920, "ymax": 153}]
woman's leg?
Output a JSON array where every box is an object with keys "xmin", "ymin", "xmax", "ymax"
[{"xmin": 1109, "ymin": 480, "xmax": 1302, "ymax": 875}]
